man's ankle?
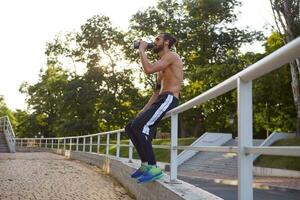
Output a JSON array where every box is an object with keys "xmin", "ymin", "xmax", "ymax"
[{"xmin": 148, "ymin": 164, "xmax": 159, "ymax": 168}]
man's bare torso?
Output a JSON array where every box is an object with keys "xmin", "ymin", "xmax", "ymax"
[{"xmin": 158, "ymin": 52, "xmax": 183, "ymax": 98}]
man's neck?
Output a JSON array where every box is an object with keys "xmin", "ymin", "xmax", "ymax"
[{"xmin": 159, "ymin": 48, "xmax": 170, "ymax": 58}]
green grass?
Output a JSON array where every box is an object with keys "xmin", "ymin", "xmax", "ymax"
[
  {"xmin": 254, "ymin": 137, "xmax": 300, "ymax": 171},
  {"xmin": 107, "ymin": 137, "xmax": 196, "ymax": 163},
  {"xmin": 39, "ymin": 137, "xmax": 196, "ymax": 163}
]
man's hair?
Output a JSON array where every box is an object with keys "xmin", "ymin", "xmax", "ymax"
[{"xmin": 161, "ymin": 33, "xmax": 177, "ymax": 49}]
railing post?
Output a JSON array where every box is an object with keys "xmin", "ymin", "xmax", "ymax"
[
  {"xmin": 90, "ymin": 136, "xmax": 93, "ymax": 152},
  {"xmin": 69, "ymin": 138, "xmax": 72, "ymax": 150},
  {"xmin": 21, "ymin": 139, "xmax": 23, "ymax": 148},
  {"xmin": 45, "ymin": 139, "xmax": 47, "ymax": 148},
  {"xmin": 97, "ymin": 135, "xmax": 100, "ymax": 154},
  {"xmin": 237, "ymin": 78, "xmax": 253, "ymax": 200},
  {"xmin": 58, "ymin": 139, "xmax": 60, "ymax": 149},
  {"xmin": 129, "ymin": 140, "xmax": 133, "ymax": 162},
  {"xmin": 116, "ymin": 132, "xmax": 120, "ymax": 158},
  {"xmin": 63, "ymin": 139, "xmax": 66, "ymax": 150},
  {"xmin": 51, "ymin": 139, "xmax": 54, "ymax": 149},
  {"xmin": 76, "ymin": 138, "xmax": 79, "ymax": 151},
  {"xmin": 106, "ymin": 133, "xmax": 110, "ymax": 156},
  {"xmin": 39, "ymin": 139, "xmax": 42, "ymax": 148},
  {"xmin": 83, "ymin": 137, "xmax": 86, "ymax": 152},
  {"xmin": 170, "ymin": 114, "xmax": 178, "ymax": 182}
]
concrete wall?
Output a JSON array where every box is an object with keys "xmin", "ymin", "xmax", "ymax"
[
  {"xmin": 17, "ymin": 147, "xmax": 223, "ymax": 200},
  {"xmin": 177, "ymin": 133, "xmax": 232, "ymax": 166},
  {"xmin": 253, "ymin": 132, "xmax": 295, "ymax": 161},
  {"xmin": 254, "ymin": 167, "xmax": 300, "ymax": 178}
]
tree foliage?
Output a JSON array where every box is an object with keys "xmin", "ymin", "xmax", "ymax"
[{"xmin": 20, "ymin": 15, "xmax": 143, "ymax": 137}]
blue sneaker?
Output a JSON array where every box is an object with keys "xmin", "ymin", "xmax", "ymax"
[
  {"xmin": 131, "ymin": 164, "xmax": 149, "ymax": 178},
  {"xmin": 137, "ymin": 166, "xmax": 163, "ymax": 183}
]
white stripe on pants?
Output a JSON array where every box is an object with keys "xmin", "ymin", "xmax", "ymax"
[{"xmin": 142, "ymin": 94, "xmax": 173, "ymax": 135}]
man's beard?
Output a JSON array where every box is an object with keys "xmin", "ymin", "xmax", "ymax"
[{"xmin": 153, "ymin": 44, "xmax": 163, "ymax": 53}]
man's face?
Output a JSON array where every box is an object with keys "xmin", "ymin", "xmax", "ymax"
[{"xmin": 153, "ymin": 34, "xmax": 164, "ymax": 53}]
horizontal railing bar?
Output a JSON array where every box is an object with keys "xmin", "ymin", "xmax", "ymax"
[
  {"xmin": 16, "ymin": 141, "xmax": 129, "ymax": 146},
  {"xmin": 164, "ymin": 76, "xmax": 237, "ymax": 118},
  {"xmin": 119, "ymin": 144, "xmax": 130, "ymax": 147},
  {"xmin": 15, "ymin": 129, "xmax": 125, "ymax": 140},
  {"xmin": 152, "ymin": 145, "xmax": 171, "ymax": 149},
  {"xmin": 83, "ymin": 129, "xmax": 124, "ymax": 137},
  {"xmin": 15, "ymin": 142, "xmax": 130, "ymax": 146},
  {"xmin": 16, "ymin": 140, "xmax": 300, "ymax": 157},
  {"xmin": 245, "ymin": 146, "xmax": 300, "ymax": 157},
  {"xmin": 165, "ymin": 37, "xmax": 300, "ymax": 117},
  {"xmin": 176, "ymin": 145, "xmax": 238, "ymax": 153}
]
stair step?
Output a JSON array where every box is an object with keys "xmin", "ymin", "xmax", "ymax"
[
  {"xmin": 179, "ymin": 138, "xmax": 241, "ymax": 176},
  {"xmin": 0, "ymin": 132, "xmax": 8, "ymax": 150}
]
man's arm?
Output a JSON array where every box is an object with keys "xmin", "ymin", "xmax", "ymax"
[{"xmin": 139, "ymin": 41, "xmax": 172, "ymax": 74}]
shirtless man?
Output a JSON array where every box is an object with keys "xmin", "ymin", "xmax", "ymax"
[{"xmin": 125, "ymin": 33, "xmax": 183, "ymax": 183}]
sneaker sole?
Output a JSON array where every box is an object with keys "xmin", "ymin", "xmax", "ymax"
[
  {"xmin": 130, "ymin": 174, "xmax": 143, "ymax": 179},
  {"xmin": 137, "ymin": 173, "xmax": 163, "ymax": 184}
]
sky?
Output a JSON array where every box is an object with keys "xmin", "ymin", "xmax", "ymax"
[{"xmin": 0, "ymin": 0, "xmax": 274, "ymax": 111}]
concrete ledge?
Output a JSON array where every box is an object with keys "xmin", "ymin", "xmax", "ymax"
[
  {"xmin": 254, "ymin": 167, "xmax": 300, "ymax": 178},
  {"xmin": 16, "ymin": 147, "xmax": 49, "ymax": 152},
  {"xmin": 17, "ymin": 147, "xmax": 223, "ymax": 200},
  {"xmin": 253, "ymin": 132, "xmax": 295, "ymax": 161},
  {"xmin": 177, "ymin": 133, "xmax": 232, "ymax": 166}
]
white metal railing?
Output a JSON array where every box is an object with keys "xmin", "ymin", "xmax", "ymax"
[
  {"xmin": 15, "ymin": 37, "xmax": 300, "ymax": 200},
  {"xmin": 0, "ymin": 116, "xmax": 16, "ymax": 152}
]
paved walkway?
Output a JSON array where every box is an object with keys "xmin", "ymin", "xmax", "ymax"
[
  {"xmin": 178, "ymin": 170, "xmax": 300, "ymax": 191},
  {"xmin": 0, "ymin": 152, "xmax": 134, "ymax": 200}
]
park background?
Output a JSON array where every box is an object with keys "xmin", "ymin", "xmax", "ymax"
[{"xmin": 0, "ymin": 0, "xmax": 298, "ymax": 146}]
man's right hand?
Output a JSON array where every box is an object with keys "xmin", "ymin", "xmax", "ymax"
[{"xmin": 138, "ymin": 40, "xmax": 148, "ymax": 51}]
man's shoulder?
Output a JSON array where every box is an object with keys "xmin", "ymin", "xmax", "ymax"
[{"xmin": 165, "ymin": 51, "xmax": 181, "ymax": 61}]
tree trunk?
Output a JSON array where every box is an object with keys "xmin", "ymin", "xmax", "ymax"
[
  {"xmin": 192, "ymin": 109, "xmax": 205, "ymax": 138},
  {"xmin": 290, "ymin": 61, "xmax": 300, "ymax": 136}
]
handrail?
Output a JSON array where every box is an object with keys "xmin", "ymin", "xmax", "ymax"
[
  {"xmin": 18, "ymin": 129, "xmax": 124, "ymax": 140},
  {"xmin": 6, "ymin": 116, "xmax": 16, "ymax": 137},
  {"xmin": 15, "ymin": 37, "xmax": 300, "ymax": 200},
  {"xmin": 165, "ymin": 37, "xmax": 300, "ymax": 117},
  {"xmin": 0, "ymin": 116, "xmax": 16, "ymax": 152}
]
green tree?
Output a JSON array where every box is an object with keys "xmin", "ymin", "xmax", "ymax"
[
  {"xmin": 0, "ymin": 95, "xmax": 16, "ymax": 128},
  {"xmin": 13, "ymin": 110, "xmax": 39, "ymax": 138},
  {"xmin": 252, "ymin": 32, "xmax": 295, "ymax": 137},
  {"xmin": 21, "ymin": 14, "xmax": 144, "ymax": 137},
  {"xmin": 270, "ymin": 0, "xmax": 300, "ymax": 135},
  {"xmin": 20, "ymin": 66, "xmax": 69, "ymax": 137}
]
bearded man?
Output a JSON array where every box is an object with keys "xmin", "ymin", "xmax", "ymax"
[{"xmin": 125, "ymin": 33, "xmax": 183, "ymax": 183}]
